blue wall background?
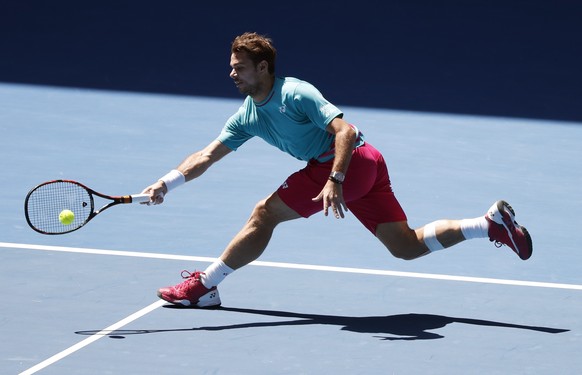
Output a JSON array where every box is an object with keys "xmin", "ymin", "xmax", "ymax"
[{"xmin": 2, "ymin": 1, "xmax": 581, "ymax": 122}]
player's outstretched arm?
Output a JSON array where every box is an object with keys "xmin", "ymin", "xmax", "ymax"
[
  {"xmin": 142, "ymin": 140, "xmax": 232, "ymax": 205},
  {"xmin": 177, "ymin": 140, "xmax": 233, "ymax": 182}
]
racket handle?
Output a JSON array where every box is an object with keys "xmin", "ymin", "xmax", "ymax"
[{"xmin": 129, "ymin": 194, "xmax": 152, "ymax": 203}]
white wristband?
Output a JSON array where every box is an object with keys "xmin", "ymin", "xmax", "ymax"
[{"xmin": 159, "ymin": 169, "xmax": 185, "ymax": 192}]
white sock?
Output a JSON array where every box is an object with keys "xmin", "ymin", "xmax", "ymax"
[
  {"xmin": 460, "ymin": 216, "xmax": 489, "ymax": 240},
  {"xmin": 200, "ymin": 259, "xmax": 234, "ymax": 288}
]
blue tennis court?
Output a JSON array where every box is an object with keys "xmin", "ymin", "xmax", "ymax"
[{"xmin": 1, "ymin": 82, "xmax": 582, "ymax": 374}]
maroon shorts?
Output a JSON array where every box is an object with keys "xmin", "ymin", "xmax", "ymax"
[{"xmin": 277, "ymin": 142, "xmax": 407, "ymax": 234}]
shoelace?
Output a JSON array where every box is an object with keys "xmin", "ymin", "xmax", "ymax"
[
  {"xmin": 180, "ymin": 270, "xmax": 198, "ymax": 279},
  {"xmin": 489, "ymin": 231, "xmax": 505, "ymax": 248},
  {"xmin": 173, "ymin": 270, "xmax": 200, "ymax": 293}
]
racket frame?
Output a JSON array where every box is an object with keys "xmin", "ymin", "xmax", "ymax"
[{"xmin": 24, "ymin": 179, "xmax": 150, "ymax": 235}]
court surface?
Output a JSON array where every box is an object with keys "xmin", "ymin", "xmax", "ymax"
[{"xmin": 1, "ymin": 83, "xmax": 582, "ymax": 374}]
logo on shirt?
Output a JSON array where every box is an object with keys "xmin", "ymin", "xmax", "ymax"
[
  {"xmin": 279, "ymin": 105, "xmax": 286, "ymax": 114},
  {"xmin": 280, "ymin": 181, "xmax": 289, "ymax": 189}
]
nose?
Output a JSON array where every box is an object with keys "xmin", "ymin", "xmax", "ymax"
[{"xmin": 230, "ymin": 69, "xmax": 237, "ymax": 79}]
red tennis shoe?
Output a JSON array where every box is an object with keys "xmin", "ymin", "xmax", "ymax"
[
  {"xmin": 157, "ymin": 271, "xmax": 221, "ymax": 308},
  {"xmin": 486, "ymin": 200, "xmax": 533, "ymax": 260}
]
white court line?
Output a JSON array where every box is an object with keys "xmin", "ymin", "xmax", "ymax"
[
  {"xmin": 2, "ymin": 241, "xmax": 582, "ymax": 291},
  {"xmin": 19, "ymin": 300, "xmax": 166, "ymax": 375},
  {"xmin": 3, "ymin": 240, "xmax": 581, "ymax": 374}
]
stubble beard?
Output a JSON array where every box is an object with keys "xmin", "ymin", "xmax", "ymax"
[{"xmin": 236, "ymin": 80, "xmax": 263, "ymax": 98}]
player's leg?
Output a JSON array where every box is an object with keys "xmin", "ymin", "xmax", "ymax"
[
  {"xmin": 218, "ymin": 192, "xmax": 302, "ymax": 269},
  {"xmin": 344, "ymin": 142, "xmax": 532, "ymax": 261},
  {"xmin": 374, "ymin": 202, "xmax": 532, "ymax": 261},
  {"xmin": 157, "ymin": 191, "xmax": 301, "ymax": 307},
  {"xmin": 375, "ymin": 219, "xmax": 467, "ymax": 260}
]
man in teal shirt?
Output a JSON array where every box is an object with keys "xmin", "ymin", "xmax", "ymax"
[
  {"xmin": 143, "ymin": 32, "xmax": 532, "ymax": 308},
  {"xmin": 219, "ymin": 76, "xmax": 363, "ymax": 162}
]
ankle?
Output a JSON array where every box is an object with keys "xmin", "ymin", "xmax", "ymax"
[
  {"xmin": 460, "ymin": 216, "xmax": 489, "ymax": 240},
  {"xmin": 200, "ymin": 259, "xmax": 234, "ymax": 288}
]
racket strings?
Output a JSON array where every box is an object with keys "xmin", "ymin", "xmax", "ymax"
[{"xmin": 26, "ymin": 181, "xmax": 92, "ymax": 234}]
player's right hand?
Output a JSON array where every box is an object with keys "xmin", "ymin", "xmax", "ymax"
[{"xmin": 141, "ymin": 181, "xmax": 167, "ymax": 205}]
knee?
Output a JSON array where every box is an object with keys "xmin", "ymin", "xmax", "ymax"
[
  {"xmin": 246, "ymin": 192, "xmax": 300, "ymax": 231},
  {"xmin": 376, "ymin": 223, "xmax": 429, "ymax": 261},
  {"xmin": 250, "ymin": 198, "xmax": 269, "ymax": 220},
  {"xmin": 389, "ymin": 245, "xmax": 427, "ymax": 261},
  {"xmin": 249, "ymin": 198, "xmax": 279, "ymax": 227}
]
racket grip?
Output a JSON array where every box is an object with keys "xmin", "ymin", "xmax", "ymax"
[{"xmin": 130, "ymin": 194, "xmax": 152, "ymax": 203}]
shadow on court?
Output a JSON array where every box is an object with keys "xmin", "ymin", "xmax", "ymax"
[{"xmin": 76, "ymin": 306, "xmax": 569, "ymax": 341}]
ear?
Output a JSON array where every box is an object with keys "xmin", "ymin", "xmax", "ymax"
[{"xmin": 258, "ymin": 60, "xmax": 269, "ymax": 74}]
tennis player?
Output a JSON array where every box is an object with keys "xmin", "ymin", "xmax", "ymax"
[{"xmin": 142, "ymin": 32, "xmax": 532, "ymax": 308}]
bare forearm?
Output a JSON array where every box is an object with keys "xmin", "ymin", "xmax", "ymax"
[
  {"xmin": 143, "ymin": 140, "xmax": 231, "ymax": 204},
  {"xmin": 177, "ymin": 151, "xmax": 213, "ymax": 181},
  {"xmin": 330, "ymin": 124, "xmax": 357, "ymax": 174},
  {"xmin": 314, "ymin": 118, "xmax": 356, "ymax": 218},
  {"xmin": 177, "ymin": 140, "xmax": 232, "ymax": 182}
]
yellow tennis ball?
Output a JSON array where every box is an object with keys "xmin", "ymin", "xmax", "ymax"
[{"xmin": 59, "ymin": 209, "xmax": 75, "ymax": 225}]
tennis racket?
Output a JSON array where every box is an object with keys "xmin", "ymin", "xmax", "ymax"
[{"xmin": 24, "ymin": 180, "xmax": 151, "ymax": 235}]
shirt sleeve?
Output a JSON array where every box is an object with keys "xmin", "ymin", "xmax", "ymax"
[
  {"xmin": 216, "ymin": 108, "xmax": 254, "ymax": 151},
  {"xmin": 293, "ymin": 82, "xmax": 343, "ymax": 129}
]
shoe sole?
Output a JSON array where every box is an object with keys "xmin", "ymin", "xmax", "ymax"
[
  {"xmin": 519, "ymin": 225, "xmax": 533, "ymax": 260},
  {"xmin": 488, "ymin": 200, "xmax": 533, "ymax": 260}
]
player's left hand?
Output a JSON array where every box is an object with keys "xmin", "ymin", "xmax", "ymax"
[{"xmin": 312, "ymin": 180, "xmax": 348, "ymax": 218}]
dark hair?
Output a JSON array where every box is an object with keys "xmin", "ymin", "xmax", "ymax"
[{"xmin": 231, "ymin": 32, "xmax": 277, "ymax": 75}]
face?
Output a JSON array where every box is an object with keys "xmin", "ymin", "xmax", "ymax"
[{"xmin": 229, "ymin": 51, "xmax": 264, "ymax": 97}]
